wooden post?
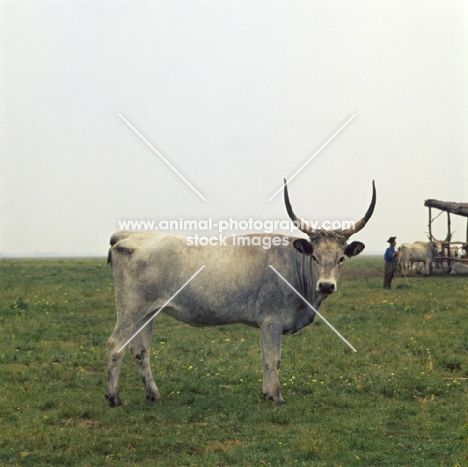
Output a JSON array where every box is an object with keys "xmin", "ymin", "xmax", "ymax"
[
  {"xmin": 447, "ymin": 212, "xmax": 451, "ymax": 258},
  {"xmin": 447, "ymin": 212, "xmax": 451, "ymax": 241},
  {"xmin": 428, "ymin": 207, "xmax": 433, "ymax": 241}
]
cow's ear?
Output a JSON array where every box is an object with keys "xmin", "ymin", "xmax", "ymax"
[
  {"xmin": 293, "ymin": 239, "xmax": 313, "ymax": 255},
  {"xmin": 345, "ymin": 241, "xmax": 365, "ymax": 258}
]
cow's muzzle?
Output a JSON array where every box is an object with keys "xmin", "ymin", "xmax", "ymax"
[{"xmin": 318, "ymin": 282, "xmax": 335, "ymax": 295}]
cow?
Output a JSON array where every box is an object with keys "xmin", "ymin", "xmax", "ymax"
[
  {"xmin": 434, "ymin": 245, "xmax": 459, "ymax": 271},
  {"xmin": 450, "ymin": 262, "xmax": 468, "ymax": 274},
  {"xmin": 449, "ymin": 245, "xmax": 460, "ymax": 258},
  {"xmin": 463, "ymin": 244, "xmax": 468, "ymax": 257},
  {"xmin": 399, "ymin": 241, "xmax": 442, "ymax": 276},
  {"xmin": 105, "ymin": 180, "xmax": 376, "ymax": 406}
]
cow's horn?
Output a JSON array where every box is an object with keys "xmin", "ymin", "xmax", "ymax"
[
  {"xmin": 283, "ymin": 179, "xmax": 313, "ymax": 235},
  {"xmin": 343, "ymin": 180, "xmax": 376, "ymax": 238}
]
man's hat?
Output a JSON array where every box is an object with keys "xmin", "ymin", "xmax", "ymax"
[{"xmin": 387, "ymin": 236, "xmax": 396, "ymax": 243}]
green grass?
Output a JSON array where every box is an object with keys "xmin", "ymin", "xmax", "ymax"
[{"xmin": 0, "ymin": 257, "xmax": 467, "ymax": 466}]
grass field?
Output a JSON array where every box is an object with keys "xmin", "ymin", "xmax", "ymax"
[{"xmin": 0, "ymin": 257, "xmax": 467, "ymax": 466}]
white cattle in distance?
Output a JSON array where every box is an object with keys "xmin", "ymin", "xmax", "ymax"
[
  {"xmin": 434, "ymin": 244, "xmax": 460, "ymax": 271},
  {"xmin": 399, "ymin": 241, "xmax": 443, "ymax": 276},
  {"xmin": 450, "ymin": 262, "xmax": 468, "ymax": 274}
]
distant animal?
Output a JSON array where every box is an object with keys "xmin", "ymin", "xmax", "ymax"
[
  {"xmin": 439, "ymin": 245, "xmax": 459, "ymax": 271},
  {"xmin": 105, "ymin": 180, "xmax": 376, "ymax": 406},
  {"xmin": 462, "ymin": 244, "xmax": 468, "ymax": 257},
  {"xmin": 399, "ymin": 241, "xmax": 443, "ymax": 276},
  {"xmin": 450, "ymin": 262, "xmax": 468, "ymax": 274},
  {"xmin": 449, "ymin": 245, "xmax": 460, "ymax": 258},
  {"xmin": 433, "ymin": 243, "xmax": 459, "ymax": 271},
  {"xmin": 445, "ymin": 245, "xmax": 460, "ymax": 266}
]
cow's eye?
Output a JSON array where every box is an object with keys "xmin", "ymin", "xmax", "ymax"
[{"xmin": 338, "ymin": 256, "xmax": 345, "ymax": 264}]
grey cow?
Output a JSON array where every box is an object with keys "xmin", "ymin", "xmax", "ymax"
[{"xmin": 105, "ymin": 180, "xmax": 376, "ymax": 406}]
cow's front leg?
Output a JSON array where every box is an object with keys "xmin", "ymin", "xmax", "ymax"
[
  {"xmin": 424, "ymin": 260, "xmax": 431, "ymax": 276},
  {"xmin": 260, "ymin": 319, "xmax": 285, "ymax": 404}
]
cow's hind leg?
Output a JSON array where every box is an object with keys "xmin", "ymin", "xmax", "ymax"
[
  {"xmin": 105, "ymin": 327, "xmax": 128, "ymax": 407},
  {"xmin": 129, "ymin": 321, "xmax": 161, "ymax": 402},
  {"xmin": 260, "ymin": 319, "xmax": 285, "ymax": 404}
]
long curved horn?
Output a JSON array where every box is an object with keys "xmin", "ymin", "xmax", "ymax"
[
  {"xmin": 283, "ymin": 179, "xmax": 313, "ymax": 235},
  {"xmin": 343, "ymin": 180, "xmax": 376, "ymax": 238},
  {"xmin": 427, "ymin": 232, "xmax": 441, "ymax": 243}
]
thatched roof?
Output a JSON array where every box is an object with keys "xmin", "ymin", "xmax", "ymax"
[{"xmin": 424, "ymin": 199, "xmax": 468, "ymax": 218}]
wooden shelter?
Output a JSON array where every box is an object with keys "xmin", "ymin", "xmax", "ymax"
[{"xmin": 424, "ymin": 199, "xmax": 468, "ymax": 265}]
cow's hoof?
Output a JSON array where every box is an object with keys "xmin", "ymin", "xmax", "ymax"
[
  {"xmin": 146, "ymin": 392, "xmax": 162, "ymax": 402},
  {"xmin": 105, "ymin": 393, "xmax": 122, "ymax": 407},
  {"xmin": 263, "ymin": 392, "xmax": 285, "ymax": 405}
]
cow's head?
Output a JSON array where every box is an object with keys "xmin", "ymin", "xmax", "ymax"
[
  {"xmin": 431, "ymin": 243, "xmax": 443, "ymax": 256},
  {"xmin": 284, "ymin": 179, "xmax": 376, "ymax": 295},
  {"xmin": 426, "ymin": 236, "xmax": 444, "ymax": 256}
]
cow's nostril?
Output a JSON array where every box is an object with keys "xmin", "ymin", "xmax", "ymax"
[{"xmin": 319, "ymin": 282, "xmax": 335, "ymax": 294}]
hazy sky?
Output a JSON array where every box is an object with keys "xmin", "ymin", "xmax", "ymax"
[{"xmin": 1, "ymin": 1, "xmax": 467, "ymax": 256}]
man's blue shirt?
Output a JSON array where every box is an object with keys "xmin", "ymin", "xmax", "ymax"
[{"xmin": 384, "ymin": 246, "xmax": 395, "ymax": 263}]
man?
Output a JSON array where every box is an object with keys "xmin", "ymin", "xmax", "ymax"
[{"xmin": 383, "ymin": 236, "xmax": 398, "ymax": 289}]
